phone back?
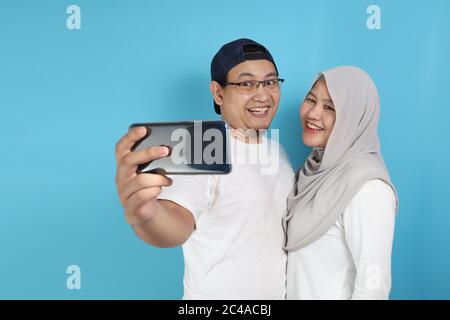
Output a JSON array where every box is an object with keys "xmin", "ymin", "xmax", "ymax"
[{"xmin": 129, "ymin": 120, "xmax": 232, "ymax": 175}]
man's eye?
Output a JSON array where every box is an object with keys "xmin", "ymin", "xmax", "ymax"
[
  {"xmin": 265, "ymin": 79, "xmax": 276, "ymax": 86},
  {"xmin": 241, "ymin": 81, "xmax": 254, "ymax": 88}
]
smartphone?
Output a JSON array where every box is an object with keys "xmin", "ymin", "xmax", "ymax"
[{"xmin": 129, "ymin": 120, "xmax": 232, "ymax": 175}]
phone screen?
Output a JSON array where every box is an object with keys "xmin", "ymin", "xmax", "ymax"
[{"xmin": 129, "ymin": 120, "xmax": 232, "ymax": 175}]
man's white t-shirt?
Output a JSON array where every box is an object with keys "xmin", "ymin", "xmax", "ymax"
[{"xmin": 158, "ymin": 134, "xmax": 294, "ymax": 299}]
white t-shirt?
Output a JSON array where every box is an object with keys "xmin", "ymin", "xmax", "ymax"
[
  {"xmin": 158, "ymin": 135, "xmax": 295, "ymax": 300},
  {"xmin": 286, "ymin": 179, "xmax": 396, "ymax": 300}
]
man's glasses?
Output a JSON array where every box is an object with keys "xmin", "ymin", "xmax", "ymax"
[{"xmin": 219, "ymin": 78, "xmax": 284, "ymax": 94}]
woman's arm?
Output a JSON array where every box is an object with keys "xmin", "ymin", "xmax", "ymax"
[{"xmin": 343, "ymin": 179, "xmax": 397, "ymax": 300}]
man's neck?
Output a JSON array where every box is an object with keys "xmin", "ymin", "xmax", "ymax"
[{"xmin": 229, "ymin": 127, "xmax": 264, "ymax": 144}]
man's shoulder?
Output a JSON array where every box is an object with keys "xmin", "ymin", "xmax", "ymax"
[{"xmin": 265, "ymin": 138, "xmax": 293, "ymax": 168}]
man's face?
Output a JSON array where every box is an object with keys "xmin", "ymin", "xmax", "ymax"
[{"xmin": 211, "ymin": 59, "xmax": 281, "ymax": 132}]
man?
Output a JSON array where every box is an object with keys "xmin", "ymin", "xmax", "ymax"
[{"xmin": 114, "ymin": 38, "xmax": 294, "ymax": 299}]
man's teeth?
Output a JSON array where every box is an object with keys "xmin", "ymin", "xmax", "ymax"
[
  {"xmin": 248, "ymin": 107, "xmax": 269, "ymax": 114},
  {"xmin": 306, "ymin": 122, "xmax": 324, "ymax": 130}
]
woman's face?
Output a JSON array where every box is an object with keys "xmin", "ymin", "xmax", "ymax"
[{"xmin": 300, "ymin": 79, "xmax": 336, "ymax": 148}]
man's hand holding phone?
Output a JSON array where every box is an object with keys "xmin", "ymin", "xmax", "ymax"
[
  {"xmin": 115, "ymin": 126, "xmax": 172, "ymax": 226},
  {"xmin": 114, "ymin": 120, "xmax": 231, "ymax": 247}
]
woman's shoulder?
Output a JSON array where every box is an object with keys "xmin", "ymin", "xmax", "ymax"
[
  {"xmin": 358, "ymin": 179, "xmax": 395, "ymax": 196},
  {"xmin": 345, "ymin": 179, "xmax": 396, "ymax": 216}
]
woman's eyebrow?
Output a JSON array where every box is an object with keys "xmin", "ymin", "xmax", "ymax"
[
  {"xmin": 307, "ymin": 91, "xmax": 317, "ymax": 98},
  {"xmin": 308, "ymin": 91, "xmax": 334, "ymax": 104}
]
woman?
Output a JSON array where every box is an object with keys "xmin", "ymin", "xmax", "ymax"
[{"xmin": 283, "ymin": 66, "xmax": 398, "ymax": 300}]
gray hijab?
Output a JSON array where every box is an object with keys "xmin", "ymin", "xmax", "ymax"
[{"xmin": 283, "ymin": 66, "xmax": 398, "ymax": 252}]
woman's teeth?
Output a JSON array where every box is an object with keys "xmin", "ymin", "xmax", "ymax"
[
  {"xmin": 248, "ymin": 107, "xmax": 269, "ymax": 115},
  {"xmin": 306, "ymin": 122, "xmax": 324, "ymax": 131}
]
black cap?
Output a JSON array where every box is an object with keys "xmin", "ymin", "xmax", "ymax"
[{"xmin": 211, "ymin": 38, "xmax": 278, "ymax": 114}]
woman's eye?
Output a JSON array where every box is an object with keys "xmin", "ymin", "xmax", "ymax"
[
  {"xmin": 305, "ymin": 97, "xmax": 315, "ymax": 104},
  {"xmin": 325, "ymin": 105, "xmax": 335, "ymax": 111}
]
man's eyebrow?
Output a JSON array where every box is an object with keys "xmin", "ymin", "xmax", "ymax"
[
  {"xmin": 238, "ymin": 72, "xmax": 255, "ymax": 79},
  {"xmin": 237, "ymin": 72, "xmax": 278, "ymax": 79},
  {"xmin": 265, "ymin": 72, "xmax": 278, "ymax": 78}
]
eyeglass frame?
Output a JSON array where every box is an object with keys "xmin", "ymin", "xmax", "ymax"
[{"xmin": 217, "ymin": 78, "xmax": 285, "ymax": 92}]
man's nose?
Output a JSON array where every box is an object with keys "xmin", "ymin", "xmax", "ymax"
[{"xmin": 253, "ymin": 84, "xmax": 271, "ymax": 101}]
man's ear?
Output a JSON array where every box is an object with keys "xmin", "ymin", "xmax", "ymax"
[{"xmin": 210, "ymin": 81, "xmax": 224, "ymax": 106}]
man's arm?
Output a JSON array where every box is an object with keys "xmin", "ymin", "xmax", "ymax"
[
  {"xmin": 131, "ymin": 199, "xmax": 195, "ymax": 248},
  {"xmin": 115, "ymin": 126, "xmax": 195, "ymax": 248}
]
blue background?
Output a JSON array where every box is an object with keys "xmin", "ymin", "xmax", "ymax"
[{"xmin": 0, "ymin": 0, "xmax": 449, "ymax": 299}]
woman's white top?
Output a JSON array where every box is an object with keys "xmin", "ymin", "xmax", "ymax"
[{"xmin": 286, "ymin": 179, "xmax": 396, "ymax": 300}]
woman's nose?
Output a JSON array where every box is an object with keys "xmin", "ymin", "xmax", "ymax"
[{"xmin": 306, "ymin": 104, "xmax": 322, "ymax": 119}]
